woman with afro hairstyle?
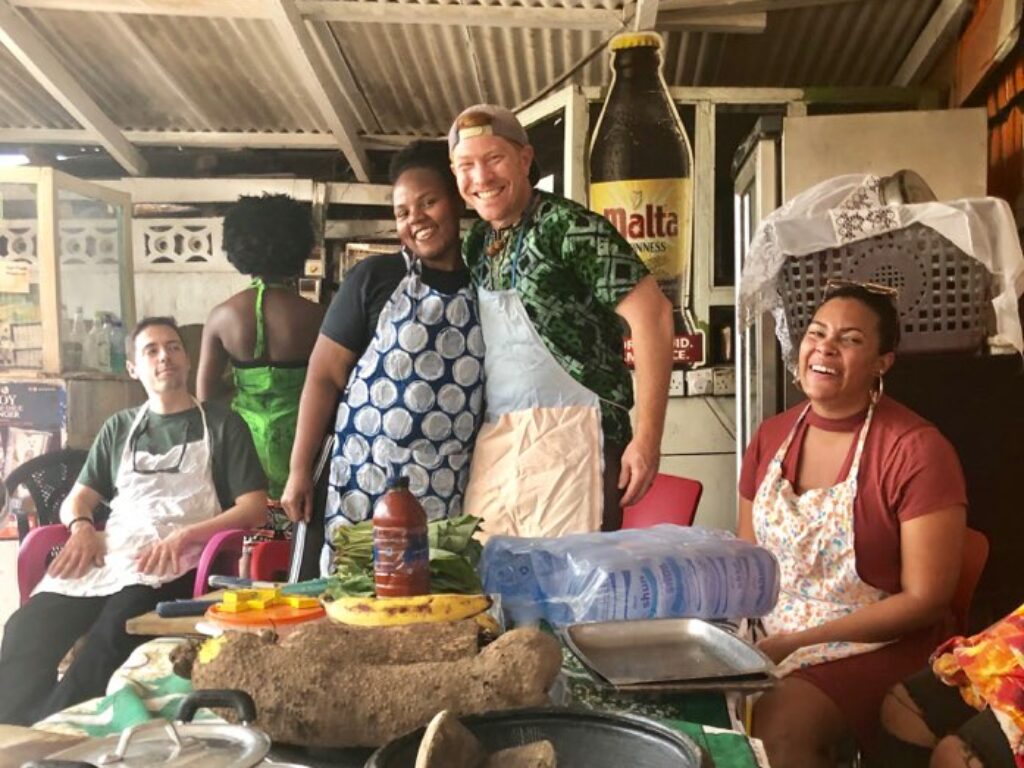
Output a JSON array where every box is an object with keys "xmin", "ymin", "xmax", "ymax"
[{"xmin": 197, "ymin": 194, "xmax": 325, "ymax": 508}]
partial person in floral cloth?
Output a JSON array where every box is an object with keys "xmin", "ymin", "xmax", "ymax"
[
  {"xmin": 737, "ymin": 283, "xmax": 967, "ymax": 767},
  {"xmin": 875, "ymin": 600, "xmax": 1024, "ymax": 768}
]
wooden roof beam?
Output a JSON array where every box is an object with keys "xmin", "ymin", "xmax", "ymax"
[
  {"xmin": 656, "ymin": 0, "xmax": 865, "ymax": 12},
  {"xmin": 892, "ymin": 0, "xmax": 973, "ymax": 87},
  {"xmin": 0, "ymin": 0, "xmax": 147, "ymax": 175},
  {"xmin": 0, "ymin": 127, "xmax": 428, "ymax": 150},
  {"xmin": 264, "ymin": 0, "xmax": 370, "ymax": 181}
]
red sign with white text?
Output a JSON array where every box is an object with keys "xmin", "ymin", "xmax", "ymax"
[{"xmin": 624, "ymin": 331, "xmax": 706, "ymax": 369}]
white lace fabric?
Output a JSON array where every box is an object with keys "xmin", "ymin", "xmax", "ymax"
[{"xmin": 738, "ymin": 174, "xmax": 1024, "ymax": 371}]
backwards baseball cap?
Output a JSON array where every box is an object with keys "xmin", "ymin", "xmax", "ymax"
[{"xmin": 448, "ymin": 104, "xmax": 529, "ymax": 154}]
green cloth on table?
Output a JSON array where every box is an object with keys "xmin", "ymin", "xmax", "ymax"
[
  {"xmin": 32, "ymin": 638, "xmax": 206, "ymax": 738},
  {"xmin": 668, "ymin": 719, "xmax": 762, "ymax": 768},
  {"xmin": 562, "ymin": 645, "xmax": 762, "ymax": 768}
]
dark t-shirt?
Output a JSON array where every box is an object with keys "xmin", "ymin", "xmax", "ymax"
[
  {"xmin": 321, "ymin": 252, "xmax": 471, "ymax": 356},
  {"xmin": 79, "ymin": 402, "xmax": 267, "ymax": 511},
  {"xmin": 739, "ymin": 395, "xmax": 967, "ymax": 595}
]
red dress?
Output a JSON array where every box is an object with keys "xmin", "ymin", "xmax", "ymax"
[{"xmin": 740, "ymin": 395, "xmax": 967, "ymax": 748}]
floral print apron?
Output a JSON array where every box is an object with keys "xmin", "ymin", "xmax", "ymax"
[{"xmin": 753, "ymin": 402, "xmax": 893, "ymax": 676}]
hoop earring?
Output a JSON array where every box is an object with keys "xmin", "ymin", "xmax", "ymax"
[{"xmin": 871, "ymin": 374, "xmax": 884, "ymax": 405}]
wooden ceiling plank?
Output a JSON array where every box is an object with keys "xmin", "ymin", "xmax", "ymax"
[
  {"xmin": 11, "ymin": 0, "xmax": 268, "ymax": 18},
  {"xmin": 307, "ymin": 20, "xmax": 381, "ymax": 134},
  {"xmin": 0, "ymin": 127, "xmax": 433, "ymax": 150},
  {"xmin": 265, "ymin": 0, "xmax": 370, "ymax": 181},
  {"xmin": 657, "ymin": 0, "xmax": 863, "ymax": 13},
  {"xmin": 633, "ymin": 0, "xmax": 659, "ymax": 31},
  {"xmin": 892, "ymin": 0, "xmax": 972, "ymax": 87},
  {"xmin": 658, "ymin": 11, "xmax": 767, "ymax": 33},
  {"xmin": 0, "ymin": 0, "xmax": 147, "ymax": 174}
]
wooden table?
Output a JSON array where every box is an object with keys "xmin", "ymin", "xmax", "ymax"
[{"xmin": 125, "ymin": 591, "xmax": 223, "ymax": 636}]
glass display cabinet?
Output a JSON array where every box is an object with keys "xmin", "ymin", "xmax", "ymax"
[
  {"xmin": 0, "ymin": 168, "xmax": 141, "ymax": 471},
  {"xmin": 0, "ymin": 167, "xmax": 134, "ymax": 374}
]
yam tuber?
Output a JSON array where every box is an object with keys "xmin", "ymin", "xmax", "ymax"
[
  {"xmin": 190, "ymin": 625, "xmax": 562, "ymax": 748},
  {"xmin": 413, "ymin": 710, "xmax": 557, "ymax": 768},
  {"xmin": 415, "ymin": 710, "xmax": 488, "ymax": 768},
  {"xmin": 484, "ymin": 741, "xmax": 557, "ymax": 768}
]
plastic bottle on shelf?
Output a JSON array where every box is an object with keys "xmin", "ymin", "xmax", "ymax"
[
  {"xmin": 481, "ymin": 525, "xmax": 779, "ymax": 627},
  {"xmin": 372, "ymin": 476, "xmax": 430, "ymax": 597},
  {"xmin": 93, "ymin": 313, "xmax": 112, "ymax": 373},
  {"xmin": 81, "ymin": 314, "xmax": 98, "ymax": 370},
  {"xmin": 64, "ymin": 306, "xmax": 86, "ymax": 370},
  {"xmin": 108, "ymin": 319, "xmax": 126, "ymax": 374}
]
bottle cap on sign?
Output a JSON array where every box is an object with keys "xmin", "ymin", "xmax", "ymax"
[{"xmin": 610, "ymin": 32, "xmax": 663, "ymax": 51}]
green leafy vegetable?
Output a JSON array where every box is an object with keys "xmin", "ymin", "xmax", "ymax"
[{"xmin": 324, "ymin": 515, "xmax": 484, "ymax": 599}]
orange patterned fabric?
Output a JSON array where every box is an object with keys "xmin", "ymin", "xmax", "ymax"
[{"xmin": 932, "ymin": 602, "xmax": 1024, "ymax": 767}]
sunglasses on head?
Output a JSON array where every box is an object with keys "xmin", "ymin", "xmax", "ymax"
[{"xmin": 825, "ymin": 278, "xmax": 899, "ymax": 300}]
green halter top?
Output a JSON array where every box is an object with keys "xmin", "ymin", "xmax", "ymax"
[{"xmin": 231, "ymin": 278, "xmax": 308, "ymax": 501}]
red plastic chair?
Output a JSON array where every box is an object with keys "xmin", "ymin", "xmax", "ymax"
[
  {"xmin": 951, "ymin": 528, "xmax": 989, "ymax": 634},
  {"xmin": 18, "ymin": 526, "xmax": 250, "ymax": 604},
  {"xmin": 622, "ymin": 473, "xmax": 703, "ymax": 529},
  {"xmin": 250, "ymin": 539, "xmax": 292, "ymax": 582}
]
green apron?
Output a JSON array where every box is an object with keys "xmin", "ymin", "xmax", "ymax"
[{"xmin": 231, "ymin": 278, "xmax": 307, "ymax": 502}]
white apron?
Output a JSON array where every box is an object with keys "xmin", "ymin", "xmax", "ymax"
[
  {"xmin": 463, "ymin": 220, "xmax": 604, "ymax": 539},
  {"xmin": 752, "ymin": 403, "xmax": 893, "ymax": 676},
  {"xmin": 34, "ymin": 401, "xmax": 221, "ymax": 598}
]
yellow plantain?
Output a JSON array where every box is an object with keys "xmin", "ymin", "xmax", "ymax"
[{"xmin": 324, "ymin": 593, "xmax": 491, "ymax": 627}]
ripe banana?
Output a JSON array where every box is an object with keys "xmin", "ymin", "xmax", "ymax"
[{"xmin": 325, "ymin": 593, "xmax": 491, "ymax": 627}]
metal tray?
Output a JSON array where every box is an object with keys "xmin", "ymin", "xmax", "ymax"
[{"xmin": 562, "ymin": 618, "xmax": 775, "ymax": 688}]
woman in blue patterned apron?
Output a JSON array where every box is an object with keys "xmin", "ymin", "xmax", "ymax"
[{"xmin": 283, "ymin": 142, "xmax": 485, "ymax": 575}]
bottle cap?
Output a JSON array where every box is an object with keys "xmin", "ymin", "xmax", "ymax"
[
  {"xmin": 609, "ymin": 32, "xmax": 663, "ymax": 51},
  {"xmin": 387, "ymin": 476, "xmax": 410, "ymax": 490}
]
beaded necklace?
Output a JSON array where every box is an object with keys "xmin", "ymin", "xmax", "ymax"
[{"xmin": 483, "ymin": 193, "xmax": 540, "ymax": 291}]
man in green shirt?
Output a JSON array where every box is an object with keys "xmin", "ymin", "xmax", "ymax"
[
  {"xmin": 0, "ymin": 317, "xmax": 267, "ymax": 725},
  {"xmin": 450, "ymin": 104, "xmax": 673, "ymax": 535}
]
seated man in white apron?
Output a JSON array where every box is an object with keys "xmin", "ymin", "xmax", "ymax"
[{"xmin": 0, "ymin": 317, "xmax": 268, "ymax": 725}]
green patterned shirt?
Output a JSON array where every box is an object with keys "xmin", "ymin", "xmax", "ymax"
[{"xmin": 464, "ymin": 191, "xmax": 649, "ymax": 446}]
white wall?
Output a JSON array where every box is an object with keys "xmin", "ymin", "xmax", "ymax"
[
  {"xmin": 783, "ymin": 108, "xmax": 988, "ymax": 202},
  {"xmin": 634, "ymin": 391, "xmax": 737, "ymax": 532},
  {"xmin": 134, "ymin": 272, "xmax": 249, "ymax": 325}
]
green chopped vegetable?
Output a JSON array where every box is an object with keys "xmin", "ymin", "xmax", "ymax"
[{"xmin": 324, "ymin": 515, "xmax": 484, "ymax": 599}]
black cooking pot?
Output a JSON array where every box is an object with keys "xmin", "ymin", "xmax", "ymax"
[{"xmin": 365, "ymin": 707, "xmax": 708, "ymax": 768}]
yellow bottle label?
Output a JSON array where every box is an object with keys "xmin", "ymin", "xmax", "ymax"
[{"xmin": 589, "ymin": 178, "xmax": 692, "ymax": 290}]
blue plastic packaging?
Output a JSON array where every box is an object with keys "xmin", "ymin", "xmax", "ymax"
[{"xmin": 481, "ymin": 525, "xmax": 779, "ymax": 627}]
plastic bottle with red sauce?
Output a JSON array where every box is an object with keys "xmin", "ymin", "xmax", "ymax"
[{"xmin": 372, "ymin": 476, "xmax": 431, "ymax": 597}]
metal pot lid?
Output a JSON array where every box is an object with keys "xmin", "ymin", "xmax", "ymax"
[{"xmin": 41, "ymin": 690, "xmax": 270, "ymax": 768}]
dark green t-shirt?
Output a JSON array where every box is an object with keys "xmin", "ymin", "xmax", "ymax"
[
  {"xmin": 463, "ymin": 191, "xmax": 649, "ymax": 446},
  {"xmin": 78, "ymin": 402, "xmax": 267, "ymax": 511}
]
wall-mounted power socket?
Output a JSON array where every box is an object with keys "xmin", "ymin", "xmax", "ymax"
[{"xmin": 668, "ymin": 369, "xmax": 686, "ymax": 397}]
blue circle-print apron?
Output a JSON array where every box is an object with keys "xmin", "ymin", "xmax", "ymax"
[{"xmin": 322, "ymin": 251, "xmax": 485, "ymax": 574}]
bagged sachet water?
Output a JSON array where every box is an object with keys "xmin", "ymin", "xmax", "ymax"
[{"xmin": 481, "ymin": 524, "xmax": 779, "ymax": 627}]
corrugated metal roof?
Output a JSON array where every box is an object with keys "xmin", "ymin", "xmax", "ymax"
[
  {"xmin": 0, "ymin": 42, "xmax": 75, "ymax": 128},
  {"xmin": 0, "ymin": 0, "xmax": 947, "ymax": 144},
  {"xmin": 19, "ymin": 9, "xmax": 330, "ymax": 133},
  {"xmin": 659, "ymin": 0, "xmax": 939, "ymax": 88}
]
